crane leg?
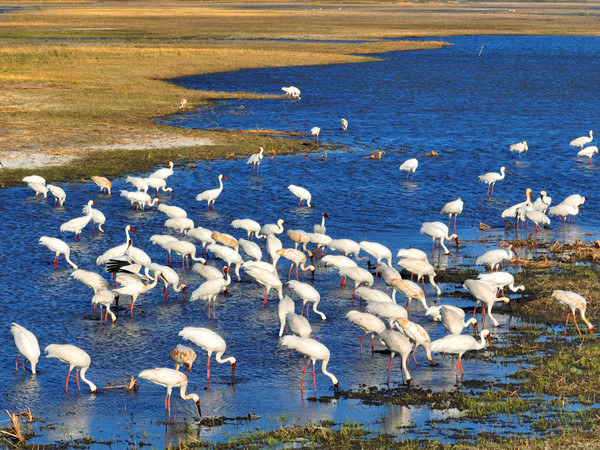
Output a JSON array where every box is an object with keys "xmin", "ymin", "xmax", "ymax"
[
  {"xmin": 359, "ymin": 332, "xmax": 366, "ymax": 356},
  {"xmin": 65, "ymin": 369, "xmax": 72, "ymax": 393},
  {"xmin": 573, "ymin": 312, "xmax": 582, "ymax": 335},
  {"xmin": 75, "ymin": 368, "xmax": 81, "ymax": 391},
  {"xmin": 387, "ymin": 354, "xmax": 395, "ymax": 383},
  {"xmin": 14, "ymin": 356, "xmax": 19, "ymax": 372},
  {"xmin": 207, "ymin": 358, "xmax": 211, "ymax": 382},
  {"xmin": 301, "ymin": 360, "xmax": 310, "ymax": 392},
  {"xmin": 263, "ymin": 291, "xmax": 268, "ymax": 306},
  {"xmin": 312, "ymin": 362, "xmax": 317, "ymax": 394}
]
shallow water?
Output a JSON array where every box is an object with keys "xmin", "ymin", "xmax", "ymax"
[{"xmin": 2, "ymin": 35, "xmax": 599, "ymax": 446}]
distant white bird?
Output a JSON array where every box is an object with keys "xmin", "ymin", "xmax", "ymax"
[
  {"xmin": 192, "ymin": 261, "xmax": 223, "ymax": 281},
  {"xmin": 189, "ymin": 268, "xmax": 231, "ymax": 319},
  {"xmin": 266, "ymin": 234, "xmax": 283, "ymax": 268},
  {"xmin": 365, "ymin": 301, "xmax": 408, "ymax": 329},
  {"xmin": 346, "ymin": 311, "xmax": 386, "ymax": 355},
  {"xmin": 120, "ymin": 190, "xmax": 159, "ymax": 211},
  {"xmin": 397, "ymin": 258, "xmax": 441, "ymax": 295},
  {"xmin": 313, "ymin": 212, "xmax": 329, "ymax": 234},
  {"xmin": 287, "ymin": 280, "xmax": 326, "ymax": 320},
  {"xmin": 90, "ymin": 176, "xmax": 111, "ymax": 195},
  {"xmin": 178, "ymin": 327, "xmax": 236, "ymax": 381},
  {"xmin": 60, "ymin": 200, "xmax": 96, "ymax": 240},
  {"xmin": 82, "ymin": 202, "xmax": 106, "ymax": 233},
  {"xmin": 144, "ymin": 177, "xmax": 173, "ymax": 197},
  {"xmin": 260, "ymin": 218, "xmax": 285, "ymax": 237},
  {"xmin": 552, "ymin": 290, "xmax": 594, "ymax": 335},
  {"xmin": 26, "ymin": 182, "xmax": 48, "ymax": 198},
  {"xmin": 150, "ymin": 161, "xmax": 174, "ymax": 180},
  {"xmin": 328, "ymin": 238, "xmax": 362, "ymax": 259},
  {"xmin": 179, "ymin": 99, "xmax": 187, "ymax": 109},
  {"xmin": 285, "ymin": 312, "xmax": 312, "ymax": 338},
  {"xmin": 509, "ymin": 141, "xmax": 528, "ymax": 160},
  {"xmin": 196, "ymin": 174, "xmax": 229, "ymax": 211},
  {"xmin": 279, "ymin": 336, "xmax": 338, "ymax": 394},
  {"xmin": 287, "ymin": 184, "xmax": 312, "ymax": 207},
  {"xmin": 92, "ymin": 289, "xmax": 118, "ymax": 324},
  {"xmin": 396, "ymin": 248, "xmax": 428, "ymax": 262},
  {"xmin": 420, "ymin": 222, "xmax": 458, "ymax": 255},
  {"xmin": 45, "ymin": 344, "xmax": 97, "ymax": 393},
  {"xmin": 532, "ymin": 190, "xmax": 552, "ymax": 214},
  {"xmin": 359, "ymin": 240, "xmax": 392, "ymax": 269},
  {"xmin": 502, "ymin": 188, "xmax": 533, "ymax": 224},
  {"xmin": 341, "ymin": 118, "xmax": 348, "ymax": 131},
  {"xmin": 165, "ymin": 217, "xmax": 195, "ymax": 235},
  {"xmin": 378, "ymin": 329, "xmax": 413, "ymax": 385},
  {"xmin": 578, "ymin": 146, "xmax": 598, "ymax": 164},
  {"xmin": 243, "ymin": 261, "xmax": 283, "ymax": 305},
  {"xmin": 547, "ymin": 203, "xmax": 579, "ymax": 227},
  {"xmin": 311, "ymin": 127, "xmax": 321, "ymax": 142},
  {"xmin": 478, "ymin": 166, "xmax": 511, "ymax": 196},
  {"xmin": 463, "ymin": 279, "xmax": 510, "ymax": 327},
  {"xmin": 11, "ymin": 323, "xmax": 40, "ymax": 374},
  {"xmin": 399, "ymin": 158, "xmax": 418, "ymax": 180},
  {"xmin": 247, "ymin": 147, "xmax": 264, "ymax": 173},
  {"xmin": 339, "ymin": 266, "xmax": 373, "ymax": 299},
  {"xmin": 238, "ymin": 238, "xmax": 262, "ymax": 261},
  {"xmin": 475, "ymin": 246, "xmax": 517, "ymax": 271},
  {"xmin": 278, "ymin": 295, "xmax": 295, "ymax": 336},
  {"xmin": 47, "ymin": 184, "xmax": 66, "ymax": 207},
  {"xmin": 71, "ymin": 269, "xmax": 109, "ymax": 293},
  {"xmin": 525, "ymin": 209, "xmax": 550, "ymax": 243},
  {"xmin": 440, "ymin": 306, "xmax": 478, "ymax": 335},
  {"xmin": 207, "ymin": 243, "xmax": 243, "ymax": 280},
  {"xmin": 187, "ymin": 227, "xmax": 215, "ymax": 255},
  {"xmin": 477, "ymin": 272, "xmax": 525, "ymax": 295},
  {"xmin": 282, "ymin": 86, "xmax": 301, "ymax": 99},
  {"xmin": 440, "ymin": 198, "xmax": 463, "ymax": 229},
  {"xmin": 157, "ymin": 203, "xmax": 187, "ymax": 218},
  {"xmin": 309, "ymin": 232, "xmax": 332, "ymax": 257},
  {"xmin": 570, "ymin": 130, "xmax": 596, "ymax": 150},
  {"xmin": 231, "ymin": 218, "xmax": 262, "ymax": 240},
  {"xmin": 22, "ymin": 175, "xmax": 46, "ymax": 185},
  {"xmin": 39, "ymin": 236, "xmax": 77, "ymax": 269},
  {"xmin": 166, "ymin": 240, "xmax": 206, "ymax": 271},
  {"xmin": 138, "ymin": 368, "xmax": 200, "ymax": 419},
  {"xmin": 430, "ymin": 329, "xmax": 491, "ymax": 379},
  {"xmin": 126, "ymin": 176, "xmax": 149, "ymax": 193}
]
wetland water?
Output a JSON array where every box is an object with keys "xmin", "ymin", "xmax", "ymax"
[{"xmin": 2, "ymin": 35, "xmax": 600, "ymax": 446}]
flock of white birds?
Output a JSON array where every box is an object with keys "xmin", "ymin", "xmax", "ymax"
[{"xmin": 10, "ymin": 126, "xmax": 596, "ymax": 419}]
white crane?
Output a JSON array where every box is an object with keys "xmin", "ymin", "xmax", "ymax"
[{"xmin": 478, "ymin": 166, "xmax": 511, "ymax": 196}]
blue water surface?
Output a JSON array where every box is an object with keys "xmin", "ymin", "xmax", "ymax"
[{"xmin": 1, "ymin": 35, "xmax": 599, "ymax": 446}]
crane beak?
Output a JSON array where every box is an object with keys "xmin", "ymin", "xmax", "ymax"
[
  {"xmin": 196, "ymin": 400, "xmax": 202, "ymax": 416},
  {"xmin": 505, "ymin": 169, "xmax": 513, "ymax": 175},
  {"xmin": 486, "ymin": 333, "xmax": 493, "ymax": 349},
  {"xmin": 231, "ymin": 362, "xmax": 236, "ymax": 378},
  {"xmin": 333, "ymin": 382, "xmax": 339, "ymax": 393},
  {"xmin": 406, "ymin": 378, "xmax": 412, "ymax": 388},
  {"xmin": 182, "ymin": 285, "xmax": 187, "ymax": 299},
  {"xmin": 454, "ymin": 236, "xmax": 459, "ymax": 247},
  {"xmin": 130, "ymin": 227, "xmax": 139, "ymax": 236},
  {"xmin": 93, "ymin": 202, "xmax": 101, "ymax": 207},
  {"xmin": 223, "ymin": 176, "xmax": 230, "ymax": 181},
  {"xmin": 324, "ymin": 212, "xmax": 329, "ymax": 218},
  {"xmin": 473, "ymin": 322, "xmax": 479, "ymax": 332}
]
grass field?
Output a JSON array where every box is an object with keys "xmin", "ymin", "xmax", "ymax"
[{"xmin": 1, "ymin": 1, "xmax": 599, "ymax": 184}]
